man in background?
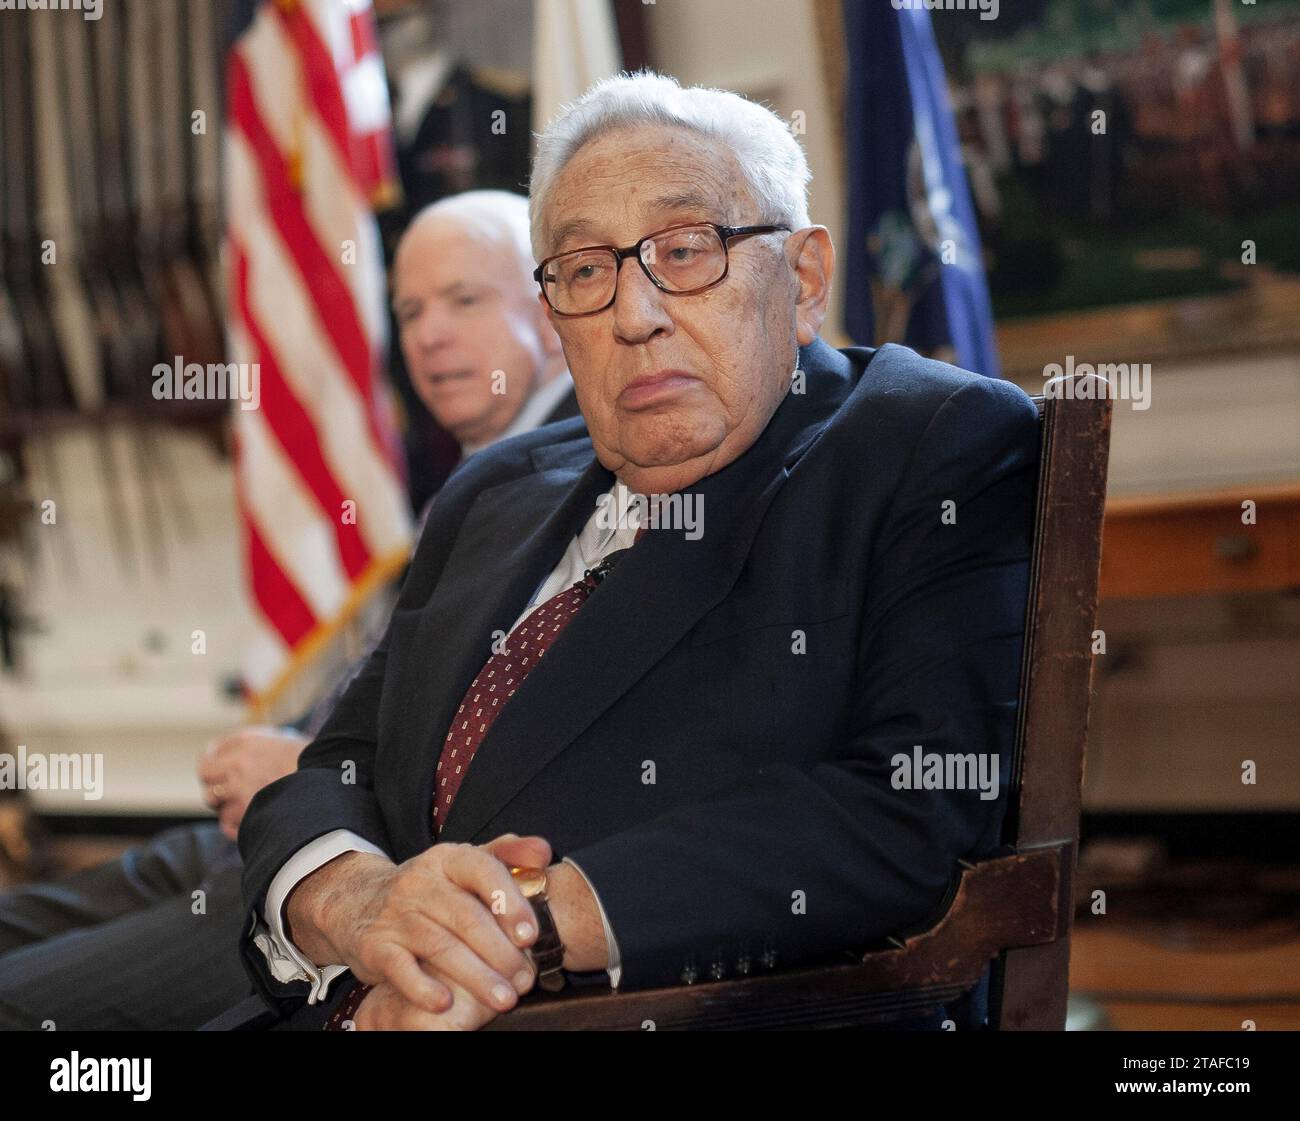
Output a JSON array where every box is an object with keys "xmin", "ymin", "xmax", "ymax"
[
  {"xmin": 0, "ymin": 190, "xmax": 581, "ymax": 1030},
  {"xmin": 394, "ymin": 190, "xmax": 576, "ymax": 458}
]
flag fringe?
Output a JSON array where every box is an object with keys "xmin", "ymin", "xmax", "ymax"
[{"xmin": 245, "ymin": 541, "xmax": 411, "ymax": 722}]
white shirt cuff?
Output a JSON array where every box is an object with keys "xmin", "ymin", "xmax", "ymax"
[
  {"xmin": 255, "ymin": 829, "xmax": 389, "ymax": 1005},
  {"xmin": 561, "ymin": 855, "xmax": 622, "ymax": 989}
]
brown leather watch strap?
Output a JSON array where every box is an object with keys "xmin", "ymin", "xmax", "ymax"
[
  {"xmin": 526, "ymin": 890, "xmax": 567, "ymax": 992},
  {"xmin": 511, "ymin": 865, "xmax": 566, "ymax": 993}
]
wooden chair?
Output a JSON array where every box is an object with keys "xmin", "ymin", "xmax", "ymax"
[{"xmin": 492, "ymin": 374, "xmax": 1114, "ymax": 1031}]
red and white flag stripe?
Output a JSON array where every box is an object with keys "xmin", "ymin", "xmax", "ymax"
[{"xmin": 225, "ymin": 0, "xmax": 410, "ymax": 713}]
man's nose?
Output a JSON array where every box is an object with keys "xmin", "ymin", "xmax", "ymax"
[
  {"xmin": 413, "ymin": 304, "xmax": 456, "ymax": 351},
  {"xmin": 611, "ymin": 257, "xmax": 674, "ymax": 344}
]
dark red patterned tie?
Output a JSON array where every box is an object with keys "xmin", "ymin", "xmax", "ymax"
[{"xmin": 325, "ymin": 533, "xmax": 641, "ymax": 1029}]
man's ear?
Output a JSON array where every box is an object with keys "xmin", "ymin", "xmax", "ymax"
[
  {"xmin": 789, "ymin": 226, "xmax": 835, "ymax": 346},
  {"xmin": 534, "ymin": 290, "xmax": 564, "ymax": 357}
]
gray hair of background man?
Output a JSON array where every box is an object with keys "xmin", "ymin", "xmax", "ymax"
[
  {"xmin": 527, "ymin": 70, "xmax": 813, "ymax": 259},
  {"xmin": 409, "ymin": 188, "xmax": 536, "ymax": 279}
]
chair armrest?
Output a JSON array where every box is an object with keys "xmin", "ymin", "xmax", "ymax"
[{"xmin": 487, "ymin": 845, "xmax": 1070, "ymax": 1030}]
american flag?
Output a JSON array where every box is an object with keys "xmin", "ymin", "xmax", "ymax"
[{"xmin": 225, "ymin": 0, "xmax": 412, "ymax": 715}]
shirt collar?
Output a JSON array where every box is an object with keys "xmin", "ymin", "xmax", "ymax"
[
  {"xmin": 497, "ymin": 370, "xmax": 575, "ymax": 443},
  {"xmin": 581, "ymin": 480, "xmax": 643, "ymax": 567},
  {"xmin": 459, "ymin": 370, "xmax": 575, "ymax": 457}
]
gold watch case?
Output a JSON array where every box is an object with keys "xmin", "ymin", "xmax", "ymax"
[{"xmin": 509, "ymin": 864, "xmax": 548, "ymax": 899}]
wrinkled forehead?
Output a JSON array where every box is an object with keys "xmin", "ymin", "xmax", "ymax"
[{"xmin": 540, "ymin": 125, "xmax": 755, "ymax": 254}]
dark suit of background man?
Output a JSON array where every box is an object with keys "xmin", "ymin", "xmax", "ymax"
[
  {"xmin": 0, "ymin": 191, "xmax": 580, "ymax": 1030},
  {"xmin": 231, "ymin": 70, "xmax": 1039, "ymax": 1032}
]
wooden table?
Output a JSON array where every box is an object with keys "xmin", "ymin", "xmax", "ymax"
[{"xmin": 1100, "ymin": 482, "xmax": 1300, "ymax": 600}]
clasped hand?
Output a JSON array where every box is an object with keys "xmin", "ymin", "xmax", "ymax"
[{"xmin": 298, "ymin": 833, "xmax": 553, "ymax": 1030}]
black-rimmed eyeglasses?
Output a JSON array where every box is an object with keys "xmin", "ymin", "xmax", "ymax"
[{"xmin": 533, "ymin": 222, "xmax": 791, "ymax": 317}]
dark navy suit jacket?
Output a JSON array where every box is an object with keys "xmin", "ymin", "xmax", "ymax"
[{"xmin": 236, "ymin": 337, "xmax": 1040, "ymax": 1027}]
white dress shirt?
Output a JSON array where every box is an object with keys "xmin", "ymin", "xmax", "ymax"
[
  {"xmin": 253, "ymin": 480, "xmax": 647, "ymax": 1004},
  {"xmin": 458, "ymin": 371, "xmax": 575, "ymax": 457}
]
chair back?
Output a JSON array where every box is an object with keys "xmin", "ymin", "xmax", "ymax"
[{"xmin": 989, "ymin": 375, "xmax": 1113, "ymax": 1029}]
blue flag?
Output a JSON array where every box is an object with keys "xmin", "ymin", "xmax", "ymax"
[{"xmin": 843, "ymin": 3, "xmax": 1000, "ymax": 378}]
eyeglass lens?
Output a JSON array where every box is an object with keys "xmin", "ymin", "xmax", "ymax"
[{"xmin": 545, "ymin": 225, "xmax": 726, "ymax": 313}]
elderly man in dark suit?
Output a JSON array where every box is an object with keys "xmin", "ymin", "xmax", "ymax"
[{"xmin": 235, "ymin": 70, "xmax": 1038, "ymax": 1032}]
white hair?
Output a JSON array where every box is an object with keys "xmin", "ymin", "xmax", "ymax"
[
  {"xmin": 407, "ymin": 189, "xmax": 535, "ymax": 278},
  {"xmin": 529, "ymin": 70, "xmax": 812, "ymax": 259}
]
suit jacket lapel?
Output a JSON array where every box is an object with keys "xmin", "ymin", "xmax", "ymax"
[
  {"xmin": 437, "ymin": 339, "xmax": 860, "ymax": 843},
  {"xmin": 384, "ymin": 438, "xmax": 613, "ymax": 854}
]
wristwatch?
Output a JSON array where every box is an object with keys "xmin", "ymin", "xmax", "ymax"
[{"xmin": 510, "ymin": 865, "xmax": 567, "ymax": 992}]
